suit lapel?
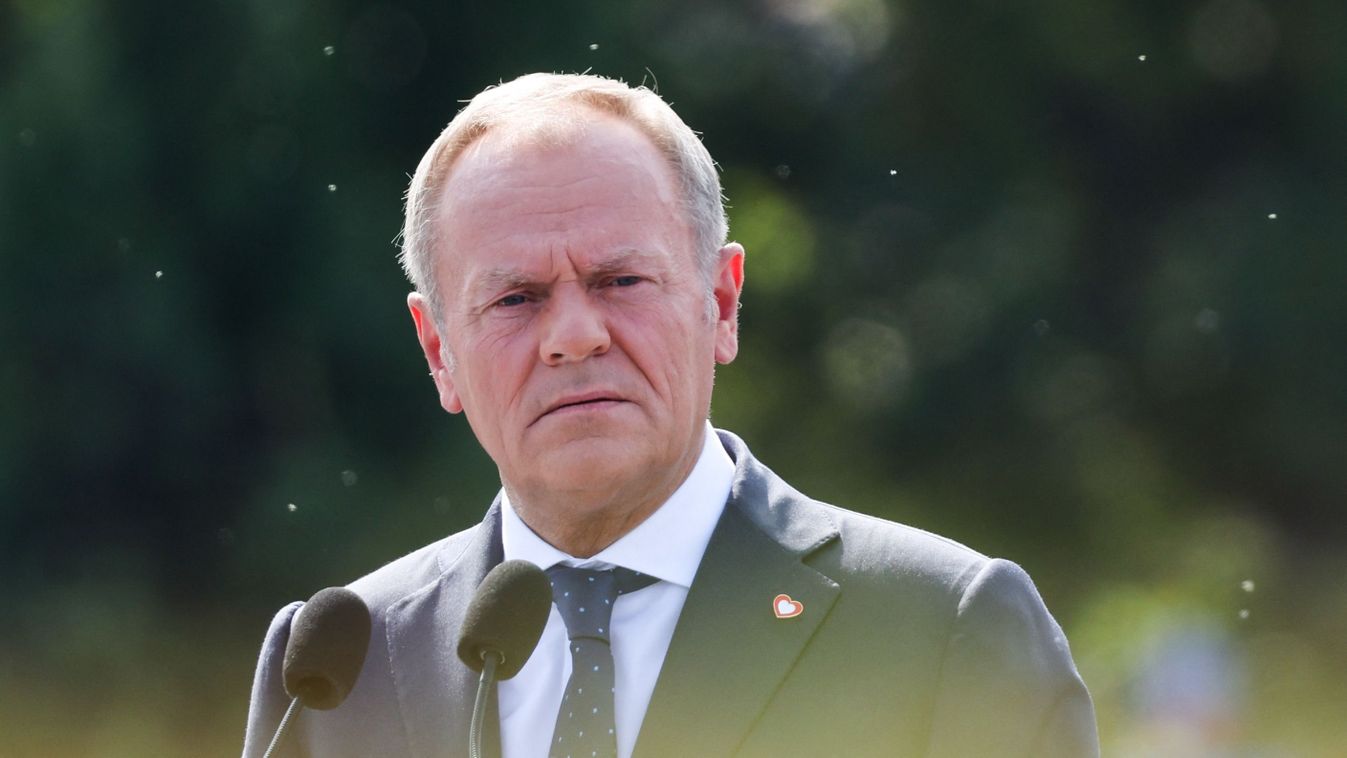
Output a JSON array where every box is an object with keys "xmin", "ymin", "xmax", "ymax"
[
  {"xmin": 635, "ymin": 435, "xmax": 841, "ymax": 756},
  {"xmin": 386, "ymin": 504, "xmax": 505, "ymax": 758}
]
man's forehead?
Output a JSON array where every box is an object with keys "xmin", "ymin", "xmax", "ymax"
[
  {"xmin": 437, "ymin": 124, "xmax": 688, "ymax": 270},
  {"xmin": 443, "ymin": 125, "xmax": 670, "ymax": 221}
]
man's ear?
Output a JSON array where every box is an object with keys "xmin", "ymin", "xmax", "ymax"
[
  {"xmin": 712, "ymin": 242, "xmax": 745, "ymax": 364},
  {"xmin": 408, "ymin": 292, "xmax": 463, "ymax": 414}
]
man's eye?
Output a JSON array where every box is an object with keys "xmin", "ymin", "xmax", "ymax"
[
  {"xmin": 609, "ymin": 276, "xmax": 642, "ymax": 287},
  {"xmin": 495, "ymin": 293, "xmax": 530, "ymax": 307}
]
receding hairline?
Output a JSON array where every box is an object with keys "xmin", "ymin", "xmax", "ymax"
[
  {"xmin": 399, "ymin": 72, "xmax": 730, "ymax": 323},
  {"xmin": 448, "ymin": 105, "xmax": 666, "ymax": 190},
  {"xmin": 421, "ymin": 98, "xmax": 681, "ymax": 229}
]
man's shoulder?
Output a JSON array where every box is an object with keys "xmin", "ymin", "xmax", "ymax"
[
  {"xmin": 817, "ymin": 498, "xmax": 990, "ymax": 579},
  {"xmin": 718, "ymin": 428, "xmax": 990, "ymax": 592},
  {"xmin": 344, "ymin": 513, "xmax": 491, "ymax": 615},
  {"xmin": 715, "ymin": 429, "xmax": 1099, "ymax": 756},
  {"xmin": 766, "ymin": 491, "xmax": 1016, "ymax": 622}
]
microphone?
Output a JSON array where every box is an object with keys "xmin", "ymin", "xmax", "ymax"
[
  {"xmin": 262, "ymin": 587, "xmax": 372, "ymax": 758},
  {"xmin": 457, "ymin": 560, "xmax": 552, "ymax": 758}
]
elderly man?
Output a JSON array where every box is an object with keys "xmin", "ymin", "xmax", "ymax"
[{"xmin": 243, "ymin": 73, "xmax": 1098, "ymax": 757}]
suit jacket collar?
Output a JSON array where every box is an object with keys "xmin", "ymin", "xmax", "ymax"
[
  {"xmin": 634, "ymin": 430, "xmax": 842, "ymax": 756},
  {"xmin": 386, "ymin": 500, "xmax": 505, "ymax": 758}
]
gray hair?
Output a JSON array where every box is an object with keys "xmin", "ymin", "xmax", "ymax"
[{"xmin": 397, "ymin": 73, "xmax": 728, "ymax": 318}]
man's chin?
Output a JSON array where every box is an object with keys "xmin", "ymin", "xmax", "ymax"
[
  {"xmin": 518, "ymin": 437, "xmax": 656, "ymax": 494},
  {"xmin": 526, "ymin": 409, "xmax": 643, "ymax": 451}
]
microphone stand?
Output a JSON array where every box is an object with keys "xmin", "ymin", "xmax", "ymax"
[
  {"xmin": 263, "ymin": 697, "xmax": 303, "ymax": 758},
  {"xmin": 469, "ymin": 651, "xmax": 502, "ymax": 758}
]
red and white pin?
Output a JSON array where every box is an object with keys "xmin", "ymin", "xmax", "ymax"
[{"xmin": 772, "ymin": 593, "xmax": 804, "ymax": 619}]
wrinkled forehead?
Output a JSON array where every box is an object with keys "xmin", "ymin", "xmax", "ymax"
[{"xmin": 430, "ymin": 115, "xmax": 693, "ymax": 293}]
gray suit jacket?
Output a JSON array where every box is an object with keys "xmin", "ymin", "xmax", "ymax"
[{"xmin": 243, "ymin": 430, "xmax": 1098, "ymax": 757}]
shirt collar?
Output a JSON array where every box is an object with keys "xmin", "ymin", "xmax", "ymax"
[{"xmin": 501, "ymin": 422, "xmax": 733, "ymax": 588}]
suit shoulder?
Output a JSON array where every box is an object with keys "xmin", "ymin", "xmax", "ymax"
[
  {"xmin": 815, "ymin": 500, "xmax": 991, "ymax": 588},
  {"xmin": 718, "ymin": 429, "xmax": 991, "ymax": 594},
  {"xmin": 345, "ymin": 519, "xmax": 485, "ymax": 614},
  {"xmin": 822, "ymin": 500, "xmax": 988, "ymax": 560}
]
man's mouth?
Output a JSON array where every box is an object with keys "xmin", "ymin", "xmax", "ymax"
[{"xmin": 534, "ymin": 392, "xmax": 627, "ymax": 424}]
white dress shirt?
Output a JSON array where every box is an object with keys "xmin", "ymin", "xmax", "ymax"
[{"xmin": 497, "ymin": 423, "xmax": 734, "ymax": 758}]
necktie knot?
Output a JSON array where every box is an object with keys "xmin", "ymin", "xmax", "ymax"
[{"xmin": 546, "ymin": 566, "xmax": 657, "ymax": 642}]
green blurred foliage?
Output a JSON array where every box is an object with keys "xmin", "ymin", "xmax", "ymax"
[{"xmin": 2, "ymin": 0, "xmax": 1345, "ymax": 754}]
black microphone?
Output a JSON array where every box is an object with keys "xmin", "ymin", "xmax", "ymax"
[
  {"xmin": 262, "ymin": 587, "xmax": 372, "ymax": 758},
  {"xmin": 457, "ymin": 560, "xmax": 552, "ymax": 758}
]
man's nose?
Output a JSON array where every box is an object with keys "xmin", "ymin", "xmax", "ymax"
[{"xmin": 538, "ymin": 284, "xmax": 611, "ymax": 365}]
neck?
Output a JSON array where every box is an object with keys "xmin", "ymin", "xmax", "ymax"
[{"xmin": 505, "ymin": 435, "xmax": 704, "ymax": 558}]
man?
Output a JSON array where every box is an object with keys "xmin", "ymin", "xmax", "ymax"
[{"xmin": 243, "ymin": 73, "xmax": 1098, "ymax": 757}]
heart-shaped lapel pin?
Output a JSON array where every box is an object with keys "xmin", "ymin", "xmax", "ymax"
[{"xmin": 773, "ymin": 593, "xmax": 804, "ymax": 619}]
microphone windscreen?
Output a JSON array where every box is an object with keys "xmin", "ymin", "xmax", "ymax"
[
  {"xmin": 283, "ymin": 587, "xmax": 372, "ymax": 710},
  {"xmin": 457, "ymin": 560, "xmax": 552, "ymax": 679}
]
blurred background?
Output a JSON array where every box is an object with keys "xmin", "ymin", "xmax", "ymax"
[{"xmin": 2, "ymin": 0, "xmax": 1345, "ymax": 754}]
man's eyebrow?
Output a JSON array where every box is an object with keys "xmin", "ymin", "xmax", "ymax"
[
  {"xmin": 467, "ymin": 249, "xmax": 667, "ymax": 298},
  {"xmin": 586, "ymin": 248, "xmax": 667, "ymax": 274},
  {"xmin": 469, "ymin": 267, "xmax": 534, "ymax": 296}
]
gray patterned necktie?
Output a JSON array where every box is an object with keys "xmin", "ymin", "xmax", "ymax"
[{"xmin": 545, "ymin": 565, "xmax": 659, "ymax": 758}]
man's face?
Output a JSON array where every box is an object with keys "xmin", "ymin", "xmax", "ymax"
[{"xmin": 409, "ymin": 114, "xmax": 743, "ymax": 522}]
